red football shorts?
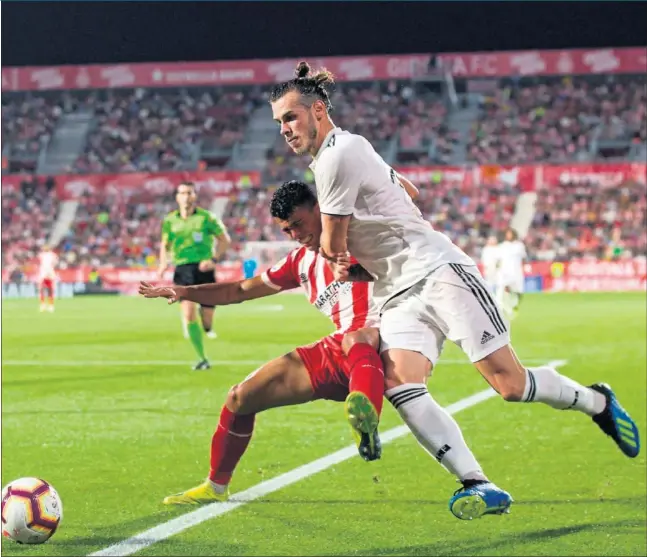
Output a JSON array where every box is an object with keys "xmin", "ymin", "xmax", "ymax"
[
  {"xmin": 296, "ymin": 335, "xmax": 352, "ymax": 402},
  {"xmin": 40, "ymin": 278, "xmax": 54, "ymax": 292}
]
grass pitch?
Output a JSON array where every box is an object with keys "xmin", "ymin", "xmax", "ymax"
[{"xmin": 2, "ymin": 292, "xmax": 645, "ymax": 556}]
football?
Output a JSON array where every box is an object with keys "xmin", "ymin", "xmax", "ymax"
[{"xmin": 1, "ymin": 477, "xmax": 63, "ymax": 544}]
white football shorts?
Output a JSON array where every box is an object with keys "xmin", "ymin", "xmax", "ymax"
[{"xmin": 379, "ymin": 263, "xmax": 510, "ymax": 366}]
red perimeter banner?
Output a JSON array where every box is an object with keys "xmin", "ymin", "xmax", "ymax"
[
  {"xmin": 395, "ymin": 163, "xmax": 646, "ymax": 191},
  {"xmin": 3, "ymin": 164, "xmax": 645, "ymax": 198},
  {"xmin": 2, "ymin": 264, "xmax": 244, "ymax": 296},
  {"xmin": 5, "ymin": 259, "xmax": 645, "ymax": 295},
  {"xmin": 2, "ymin": 47, "xmax": 645, "ymax": 91},
  {"xmin": 1, "ymin": 170, "xmax": 260, "ymax": 200},
  {"xmin": 528, "ymin": 259, "xmax": 647, "ymax": 292}
]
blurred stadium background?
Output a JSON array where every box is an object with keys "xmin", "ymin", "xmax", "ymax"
[
  {"xmin": 2, "ymin": 48, "xmax": 645, "ymax": 295},
  {"xmin": 1, "ymin": 3, "xmax": 646, "ymax": 555}
]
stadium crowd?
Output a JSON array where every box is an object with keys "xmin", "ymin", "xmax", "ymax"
[
  {"xmin": 526, "ymin": 178, "xmax": 646, "ymax": 261},
  {"xmin": 1, "ymin": 175, "xmax": 59, "ymax": 274},
  {"xmin": 70, "ymin": 88, "xmax": 263, "ymax": 173},
  {"xmin": 468, "ymin": 78, "xmax": 646, "ymax": 165},
  {"xmin": 1, "ymin": 74, "xmax": 646, "ymax": 274}
]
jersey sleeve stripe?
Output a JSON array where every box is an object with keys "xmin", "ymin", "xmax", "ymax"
[{"xmin": 260, "ymin": 272, "xmax": 282, "ymax": 291}]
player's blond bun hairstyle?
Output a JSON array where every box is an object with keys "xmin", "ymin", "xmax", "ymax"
[{"xmin": 269, "ymin": 61, "xmax": 335, "ymax": 112}]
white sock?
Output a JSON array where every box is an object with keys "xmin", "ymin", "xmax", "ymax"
[
  {"xmin": 386, "ymin": 383, "xmax": 487, "ymax": 482},
  {"xmin": 523, "ymin": 367, "xmax": 606, "ymax": 416}
]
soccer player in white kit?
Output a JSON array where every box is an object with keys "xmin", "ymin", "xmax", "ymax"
[
  {"xmin": 38, "ymin": 245, "xmax": 58, "ymax": 312},
  {"xmin": 480, "ymin": 235, "xmax": 500, "ymax": 293},
  {"xmin": 495, "ymin": 228, "xmax": 527, "ymax": 319},
  {"xmin": 269, "ymin": 62, "xmax": 640, "ymax": 520}
]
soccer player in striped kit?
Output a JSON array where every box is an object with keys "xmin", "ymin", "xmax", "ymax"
[{"xmin": 139, "ymin": 181, "xmax": 387, "ymax": 504}]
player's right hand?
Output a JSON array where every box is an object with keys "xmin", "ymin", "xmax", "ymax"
[{"xmin": 138, "ymin": 281, "xmax": 182, "ymax": 304}]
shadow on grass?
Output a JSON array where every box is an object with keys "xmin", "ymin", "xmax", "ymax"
[{"xmin": 327, "ymin": 518, "xmax": 646, "ymax": 556}]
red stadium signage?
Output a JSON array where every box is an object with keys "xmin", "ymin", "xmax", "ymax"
[
  {"xmin": 5, "ymin": 259, "xmax": 644, "ymax": 296},
  {"xmin": 393, "ymin": 163, "xmax": 647, "ymax": 191},
  {"xmin": 539, "ymin": 163, "xmax": 647, "ymax": 188},
  {"xmin": 1, "ymin": 264, "xmax": 244, "ymax": 296},
  {"xmin": 3, "ymin": 163, "xmax": 644, "ymax": 199},
  {"xmin": 2, "ymin": 47, "xmax": 645, "ymax": 91},
  {"xmin": 528, "ymin": 259, "xmax": 647, "ymax": 292},
  {"xmin": 1, "ymin": 170, "xmax": 260, "ymax": 199},
  {"xmin": 3, "ymin": 164, "xmax": 644, "ymax": 198}
]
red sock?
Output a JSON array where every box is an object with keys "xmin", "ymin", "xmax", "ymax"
[
  {"xmin": 347, "ymin": 343, "xmax": 384, "ymax": 417},
  {"xmin": 208, "ymin": 405, "xmax": 255, "ymax": 485}
]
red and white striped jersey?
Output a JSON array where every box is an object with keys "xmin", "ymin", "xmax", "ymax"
[
  {"xmin": 261, "ymin": 246, "xmax": 379, "ymax": 335},
  {"xmin": 38, "ymin": 251, "xmax": 58, "ymax": 281}
]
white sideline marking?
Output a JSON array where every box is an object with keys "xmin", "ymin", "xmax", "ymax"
[
  {"xmin": 2, "ymin": 358, "xmax": 553, "ymax": 367},
  {"xmin": 88, "ymin": 390, "xmax": 495, "ymax": 557},
  {"xmin": 89, "ymin": 359, "xmax": 568, "ymax": 557}
]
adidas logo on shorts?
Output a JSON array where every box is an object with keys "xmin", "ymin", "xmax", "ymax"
[{"xmin": 481, "ymin": 331, "xmax": 495, "ymax": 345}]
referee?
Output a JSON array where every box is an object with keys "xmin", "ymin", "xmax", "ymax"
[{"xmin": 158, "ymin": 181, "xmax": 231, "ymax": 370}]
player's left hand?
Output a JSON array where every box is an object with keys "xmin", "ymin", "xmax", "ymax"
[
  {"xmin": 320, "ymin": 250, "xmax": 351, "ymax": 281},
  {"xmin": 138, "ymin": 281, "xmax": 181, "ymax": 304}
]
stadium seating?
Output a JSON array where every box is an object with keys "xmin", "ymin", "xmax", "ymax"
[
  {"xmin": 1, "ymin": 175, "xmax": 60, "ymax": 272},
  {"xmin": 2, "ymin": 94, "xmax": 73, "ymax": 173},
  {"xmin": 57, "ymin": 186, "xmax": 216, "ymax": 268},
  {"xmin": 1, "ymin": 73, "xmax": 646, "ymax": 272},
  {"xmin": 467, "ymin": 77, "xmax": 646, "ymax": 164},
  {"xmin": 526, "ymin": 178, "xmax": 646, "ymax": 261},
  {"xmin": 71, "ymin": 88, "xmax": 263, "ymax": 173}
]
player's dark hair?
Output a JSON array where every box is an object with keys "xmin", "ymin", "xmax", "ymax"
[
  {"xmin": 176, "ymin": 181, "xmax": 196, "ymax": 194},
  {"xmin": 270, "ymin": 180, "xmax": 317, "ymax": 220},
  {"xmin": 269, "ymin": 61, "xmax": 335, "ymax": 112}
]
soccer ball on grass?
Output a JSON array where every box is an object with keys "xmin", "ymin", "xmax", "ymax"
[{"xmin": 1, "ymin": 477, "xmax": 63, "ymax": 544}]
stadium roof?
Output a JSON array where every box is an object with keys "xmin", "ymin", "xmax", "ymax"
[{"xmin": 3, "ymin": 1, "xmax": 646, "ymax": 67}]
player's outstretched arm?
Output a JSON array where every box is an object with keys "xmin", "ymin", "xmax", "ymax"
[{"xmin": 139, "ymin": 276, "xmax": 277, "ymax": 306}]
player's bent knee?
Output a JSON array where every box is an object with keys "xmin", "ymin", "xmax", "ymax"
[{"xmin": 225, "ymin": 384, "xmax": 244, "ymax": 414}]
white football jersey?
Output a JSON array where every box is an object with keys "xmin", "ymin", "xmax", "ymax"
[
  {"xmin": 311, "ymin": 127, "xmax": 474, "ymax": 310},
  {"xmin": 38, "ymin": 251, "xmax": 58, "ymax": 280},
  {"xmin": 497, "ymin": 240, "xmax": 527, "ymax": 276},
  {"xmin": 481, "ymin": 244, "xmax": 500, "ymax": 278}
]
